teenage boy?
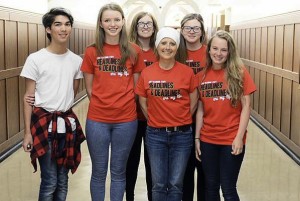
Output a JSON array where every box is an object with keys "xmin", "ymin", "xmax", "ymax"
[{"xmin": 21, "ymin": 7, "xmax": 85, "ymax": 201}]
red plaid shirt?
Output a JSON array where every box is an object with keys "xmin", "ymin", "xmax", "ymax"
[{"xmin": 30, "ymin": 107, "xmax": 85, "ymax": 174}]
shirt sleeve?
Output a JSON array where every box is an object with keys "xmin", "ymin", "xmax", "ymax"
[
  {"xmin": 81, "ymin": 47, "xmax": 95, "ymax": 74},
  {"xmin": 243, "ymin": 67, "xmax": 256, "ymax": 95},
  {"xmin": 196, "ymin": 71, "xmax": 205, "ymax": 101},
  {"xmin": 135, "ymin": 71, "xmax": 147, "ymax": 97},
  {"xmin": 75, "ymin": 57, "xmax": 84, "ymax": 79},
  {"xmin": 132, "ymin": 44, "xmax": 146, "ymax": 73},
  {"xmin": 20, "ymin": 54, "xmax": 39, "ymax": 81}
]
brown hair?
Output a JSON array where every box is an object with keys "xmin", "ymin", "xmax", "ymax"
[
  {"xmin": 92, "ymin": 3, "xmax": 136, "ymax": 65},
  {"xmin": 128, "ymin": 12, "xmax": 158, "ymax": 50},
  {"xmin": 176, "ymin": 13, "xmax": 206, "ymax": 64}
]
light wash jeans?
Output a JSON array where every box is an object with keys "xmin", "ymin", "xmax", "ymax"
[
  {"xmin": 86, "ymin": 119, "xmax": 137, "ymax": 201},
  {"xmin": 146, "ymin": 126, "xmax": 193, "ymax": 201},
  {"xmin": 38, "ymin": 132, "xmax": 70, "ymax": 201}
]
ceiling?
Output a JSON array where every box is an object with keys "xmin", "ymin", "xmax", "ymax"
[{"xmin": 48, "ymin": 0, "xmax": 224, "ymax": 26}]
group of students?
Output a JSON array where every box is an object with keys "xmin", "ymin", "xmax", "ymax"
[{"xmin": 21, "ymin": 2, "xmax": 256, "ymax": 201}]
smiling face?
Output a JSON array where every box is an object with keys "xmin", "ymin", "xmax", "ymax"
[
  {"xmin": 157, "ymin": 37, "xmax": 178, "ymax": 60},
  {"xmin": 181, "ymin": 19, "xmax": 202, "ymax": 44},
  {"xmin": 100, "ymin": 9, "xmax": 124, "ymax": 39},
  {"xmin": 209, "ymin": 36, "xmax": 229, "ymax": 69},
  {"xmin": 46, "ymin": 15, "xmax": 72, "ymax": 45},
  {"xmin": 137, "ymin": 15, "xmax": 154, "ymax": 39}
]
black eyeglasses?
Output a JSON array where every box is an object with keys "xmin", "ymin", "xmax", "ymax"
[
  {"xmin": 182, "ymin": 26, "xmax": 201, "ymax": 33},
  {"xmin": 137, "ymin": 21, "xmax": 153, "ymax": 28}
]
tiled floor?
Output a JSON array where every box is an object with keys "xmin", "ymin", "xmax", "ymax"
[{"xmin": 0, "ymin": 98, "xmax": 299, "ymax": 201}]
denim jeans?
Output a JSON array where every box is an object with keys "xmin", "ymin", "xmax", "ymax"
[
  {"xmin": 38, "ymin": 132, "xmax": 69, "ymax": 201},
  {"xmin": 126, "ymin": 120, "xmax": 152, "ymax": 201},
  {"xmin": 200, "ymin": 141, "xmax": 245, "ymax": 201},
  {"xmin": 146, "ymin": 126, "xmax": 193, "ymax": 201},
  {"xmin": 86, "ymin": 119, "xmax": 137, "ymax": 201}
]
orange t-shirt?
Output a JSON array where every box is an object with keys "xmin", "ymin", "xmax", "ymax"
[
  {"xmin": 135, "ymin": 61, "xmax": 196, "ymax": 127},
  {"xmin": 142, "ymin": 48, "xmax": 157, "ymax": 67},
  {"xmin": 81, "ymin": 43, "xmax": 146, "ymax": 123},
  {"xmin": 137, "ymin": 48, "xmax": 158, "ymax": 121},
  {"xmin": 186, "ymin": 45, "xmax": 207, "ymax": 121},
  {"xmin": 186, "ymin": 45, "xmax": 207, "ymax": 75},
  {"xmin": 197, "ymin": 67, "xmax": 256, "ymax": 145}
]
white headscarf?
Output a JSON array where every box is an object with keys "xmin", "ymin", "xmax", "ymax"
[{"xmin": 155, "ymin": 27, "xmax": 180, "ymax": 48}]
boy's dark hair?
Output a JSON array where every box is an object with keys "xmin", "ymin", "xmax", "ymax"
[{"xmin": 42, "ymin": 7, "xmax": 74, "ymax": 41}]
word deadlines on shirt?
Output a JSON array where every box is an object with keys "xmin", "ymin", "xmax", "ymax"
[
  {"xmin": 149, "ymin": 80, "xmax": 182, "ymax": 100},
  {"xmin": 186, "ymin": 60, "xmax": 203, "ymax": 74},
  {"xmin": 200, "ymin": 81, "xmax": 231, "ymax": 101},
  {"xmin": 97, "ymin": 56, "xmax": 129, "ymax": 77}
]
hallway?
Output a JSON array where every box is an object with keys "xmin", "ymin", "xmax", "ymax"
[{"xmin": 0, "ymin": 98, "xmax": 299, "ymax": 201}]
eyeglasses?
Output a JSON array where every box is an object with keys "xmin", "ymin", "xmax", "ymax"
[
  {"xmin": 137, "ymin": 21, "xmax": 153, "ymax": 28},
  {"xmin": 182, "ymin": 26, "xmax": 201, "ymax": 33}
]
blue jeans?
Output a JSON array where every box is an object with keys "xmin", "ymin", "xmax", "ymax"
[
  {"xmin": 86, "ymin": 119, "xmax": 137, "ymax": 201},
  {"xmin": 200, "ymin": 141, "xmax": 245, "ymax": 201},
  {"xmin": 38, "ymin": 133, "xmax": 69, "ymax": 201},
  {"xmin": 146, "ymin": 126, "xmax": 193, "ymax": 201}
]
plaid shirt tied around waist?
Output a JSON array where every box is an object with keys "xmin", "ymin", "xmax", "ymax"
[{"xmin": 30, "ymin": 107, "xmax": 85, "ymax": 174}]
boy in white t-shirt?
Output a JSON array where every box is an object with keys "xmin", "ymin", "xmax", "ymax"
[{"xmin": 20, "ymin": 7, "xmax": 85, "ymax": 201}]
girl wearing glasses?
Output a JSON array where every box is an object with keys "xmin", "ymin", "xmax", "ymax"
[
  {"xmin": 126, "ymin": 12, "xmax": 159, "ymax": 201},
  {"xmin": 176, "ymin": 13, "xmax": 207, "ymax": 201},
  {"xmin": 80, "ymin": 3, "xmax": 146, "ymax": 201}
]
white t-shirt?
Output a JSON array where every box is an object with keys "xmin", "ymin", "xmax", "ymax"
[{"xmin": 20, "ymin": 48, "xmax": 83, "ymax": 133}]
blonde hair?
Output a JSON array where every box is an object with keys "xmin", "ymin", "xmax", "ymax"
[
  {"xmin": 93, "ymin": 3, "xmax": 136, "ymax": 65},
  {"xmin": 205, "ymin": 30, "xmax": 244, "ymax": 107}
]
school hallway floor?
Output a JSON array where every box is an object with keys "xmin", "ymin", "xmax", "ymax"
[{"xmin": 0, "ymin": 97, "xmax": 299, "ymax": 201}]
